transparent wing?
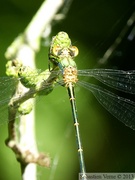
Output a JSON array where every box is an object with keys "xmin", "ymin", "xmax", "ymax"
[
  {"xmin": 78, "ymin": 69, "xmax": 135, "ymax": 94},
  {"xmin": 0, "ymin": 69, "xmax": 63, "ymax": 104},
  {"xmin": 0, "ymin": 74, "xmax": 63, "ymax": 125},
  {"xmin": 77, "ymin": 80, "xmax": 135, "ymax": 130},
  {"xmin": 0, "ymin": 77, "xmax": 18, "ymax": 105},
  {"xmin": 0, "ymin": 77, "xmax": 18, "ymax": 125}
]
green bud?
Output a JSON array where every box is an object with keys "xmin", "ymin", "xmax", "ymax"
[
  {"xmin": 6, "ymin": 59, "xmax": 22, "ymax": 78},
  {"xmin": 18, "ymin": 66, "xmax": 39, "ymax": 88},
  {"xmin": 18, "ymin": 99, "xmax": 33, "ymax": 115}
]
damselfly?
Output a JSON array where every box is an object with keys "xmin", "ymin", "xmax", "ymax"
[{"xmin": 1, "ymin": 32, "xmax": 135, "ymax": 180}]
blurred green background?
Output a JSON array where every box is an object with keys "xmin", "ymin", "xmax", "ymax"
[{"xmin": 0, "ymin": 0, "xmax": 135, "ymax": 180}]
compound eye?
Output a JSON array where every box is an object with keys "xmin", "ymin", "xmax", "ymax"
[
  {"xmin": 52, "ymin": 45, "xmax": 61, "ymax": 56},
  {"xmin": 70, "ymin": 46, "xmax": 79, "ymax": 57}
]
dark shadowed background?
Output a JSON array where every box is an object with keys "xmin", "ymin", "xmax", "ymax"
[{"xmin": 0, "ymin": 0, "xmax": 135, "ymax": 180}]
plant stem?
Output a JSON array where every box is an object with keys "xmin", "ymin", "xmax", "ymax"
[{"xmin": 5, "ymin": 0, "xmax": 65, "ymax": 179}]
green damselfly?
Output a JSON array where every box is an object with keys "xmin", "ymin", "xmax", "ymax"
[{"xmin": 1, "ymin": 32, "xmax": 135, "ymax": 179}]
